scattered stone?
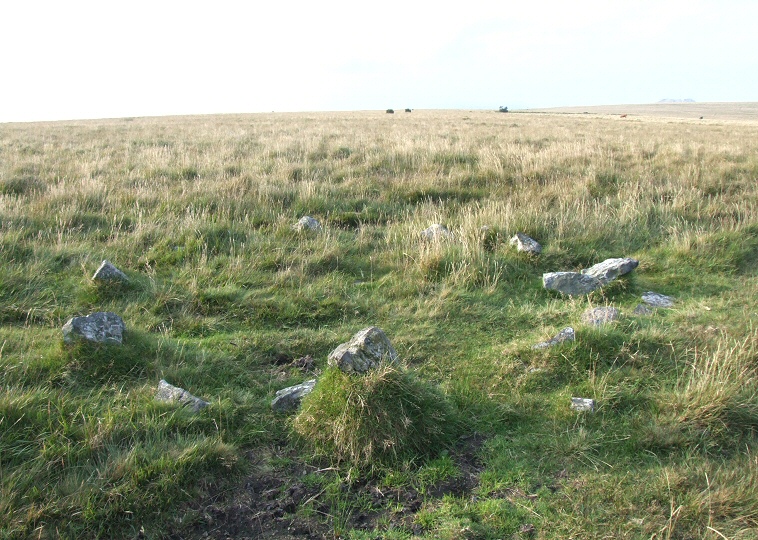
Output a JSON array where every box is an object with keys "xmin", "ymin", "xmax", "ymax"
[
  {"xmin": 582, "ymin": 306, "xmax": 620, "ymax": 326},
  {"xmin": 328, "ymin": 326, "xmax": 398, "ymax": 374},
  {"xmin": 581, "ymin": 257, "xmax": 639, "ymax": 285},
  {"xmin": 509, "ymin": 232, "xmax": 542, "ymax": 255},
  {"xmin": 543, "ymin": 272, "xmax": 602, "ymax": 295},
  {"xmin": 420, "ymin": 223, "xmax": 453, "ymax": 241},
  {"xmin": 641, "ymin": 291, "xmax": 674, "ymax": 308},
  {"xmin": 92, "ymin": 260, "xmax": 128, "ymax": 282},
  {"xmin": 155, "ymin": 379, "xmax": 209, "ymax": 412},
  {"xmin": 571, "ymin": 397, "xmax": 595, "ymax": 412},
  {"xmin": 271, "ymin": 379, "xmax": 317, "ymax": 412},
  {"xmin": 293, "ymin": 216, "xmax": 322, "ymax": 231},
  {"xmin": 532, "ymin": 327, "xmax": 575, "ymax": 350},
  {"xmin": 62, "ymin": 312, "xmax": 125, "ymax": 345},
  {"xmin": 292, "ymin": 355, "xmax": 316, "ymax": 372},
  {"xmin": 633, "ymin": 304, "xmax": 654, "ymax": 316}
]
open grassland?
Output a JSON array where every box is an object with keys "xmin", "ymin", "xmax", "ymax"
[
  {"xmin": 1, "ymin": 109, "xmax": 757, "ymax": 539},
  {"xmin": 523, "ymin": 101, "xmax": 758, "ymax": 123}
]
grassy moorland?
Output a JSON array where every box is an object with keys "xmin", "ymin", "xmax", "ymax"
[{"xmin": 1, "ymin": 109, "xmax": 757, "ymax": 539}]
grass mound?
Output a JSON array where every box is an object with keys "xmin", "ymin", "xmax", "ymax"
[{"xmin": 292, "ymin": 363, "xmax": 460, "ymax": 467}]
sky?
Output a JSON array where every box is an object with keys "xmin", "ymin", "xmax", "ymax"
[{"xmin": 2, "ymin": 0, "xmax": 757, "ymax": 122}]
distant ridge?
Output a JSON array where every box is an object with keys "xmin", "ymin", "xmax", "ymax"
[{"xmin": 658, "ymin": 98, "xmax": 696, "ymax": 103}]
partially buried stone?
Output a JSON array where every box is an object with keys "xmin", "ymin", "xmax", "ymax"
[
  {"xmin": 271, "ymin": 379, "xmax": 317, "ymax": 412},
  {"xmin": 294, "ymin": 216, "xmax": 322, "ymax": 231},
  {"xmin": 509, "ymin": 232, "xmax": 542, "ymax": 254},
  {"xmin": 92, "ymin": 260, "xmax": 128, "ymax": 282},
  {"xmin": 571, "ymin": 397, "xmax": 595, "ymax": 412},
  {"xmin": 582, "ymin": 307, "xmax": 620, "ymax": 326},
  {"xmin": 62, "ymin": 312, "xmax": 125, "ymax": 345},
  {"xmin": 581, "ymin": 257, "xmax": 639, "ymax": 286},
  {"xmin": 328, "ymin": 326, "xmax": 398, "ymax": 373},
  {"xmin": 420, "ymin": 223, "xmax": 453, "ymax": 241},
  {"xmin": 532, "ymin": 327, "xmax": 575, "ymax": 350},
  {"xmin": 155, "ymin": 379, "xmax": 209, "ymax": 413},
  {"xmin": 641, "ymin": 291, "xmax": 674, "ymax": 308},
  {"xmin": 543, "ymin": 272, "xmax": 602, "ymax": 295},
  {"xmin": 633, "ymin": 304, "xmax": 654, "ymax": 316}
]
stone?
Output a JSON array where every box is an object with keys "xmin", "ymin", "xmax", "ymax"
[
  {"xmin": 581, "ymin": 257, "xmax": 639, "ymax": 286},
  {"xmin": 155, "ymin": 379, "xmax": 209, "ymax": 412},
  {"xmin": 271, "ymin": 379, "xmax": 317, "ymax": 412},
  {"xmin": 532, "ymin": 327, "xmax": 575, "ymax": 350},
  {"xmin": 509, "ymin": 232, "xmax": 542, "ymax": 254},
  {"xmin": 633, "ymin": 304, "xmax": 654, "ymax": 316},
  {"xmin": 92, "ymin": 260, "xmax": 128, "ymax": 282},
  {"xmin": 62, "ymin": 312, "xmax": 125, "ymax": 345},
  {"xmin": 571, "ymin": 397, "xmax": 595, "ymax": 412},
  {"xmin": 328, "ymin": 326, "xmax": 398, "ymax": 374},
  {"xmin": 582, "ymin": 307, "xmax": 620, "ymax": 326},
  {"xmin": 642, "ymin": 291, "xmax": 674, "ymax": 308},
  {"xmin": 294, "ymin": 216, "xmax": 322, "ymax": 231},
  {"xmin": 543, "ymin": 272, "xmax": 602, "ymax": 295},
  {"xmin": 420, "ymin": 223, "xmax": 453, "ymax": 241}
]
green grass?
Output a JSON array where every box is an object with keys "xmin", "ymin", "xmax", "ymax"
[{"xmin": 1, "ymin": 110, "xmax": 757, "ymax": 538}]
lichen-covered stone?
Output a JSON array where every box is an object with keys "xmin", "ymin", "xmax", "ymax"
[
  {"xmin": 294, "ymin": 216, "xmax": 322, "ymax": 231},
  {"xmin": 328, "ymin": 326, "xmax": 398, "ymax": 373},
  {"xmin": 155, "ymin": 379, "xmax": 209, "ymax": 412},
  {"xmin": 532, "ymin": 327, "xmax": 575, "ymax": 350},
  {"xmin": 543, "ymin": 272, "xmax": 602, "ymax": 295},
  {"xmin": 571, "ymin": 397, "xmax": 595, "ymax": 412},
  {"xmin": 420, "ymin": 223, "xmax": 453, "ymax": 241},
  {"xmin": 271, "ymin": 379, "xmax": 317, "ymax": 412},
  {"xmin": 581, "ymin": 257, "xmax": 639, "ymax": 285},
  {"xmin": 642, "ymin": 291, "xmax": 674, "ymax": 308},
  {"xmin": 582, "ymin": 307, "xmax": 620, "ymax": 326},
  {"xmin": 509, "ymin": 232, "xmax": 542, "ymax": 254},
  {"xmin": 62, "ymin": 312, "xmax": 125, "ymax": 344},
  {"xmin": 633, "ymin": 304, "xmax": 654, "ymax": 316},
  {"xmin": 92, "ymin": 260, "xmax": 128, "ymax": 282}
]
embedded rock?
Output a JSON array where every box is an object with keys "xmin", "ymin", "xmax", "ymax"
[
  {"xmin": 328, "ymin": 326, "xmax": 398, "ymax": 373},
  {"xmin": 509, "ymin": 233, "xmax": 542, "ymax": 255},
  {"xmin": 581, "ymin": 257, "xmax": 639, "ymax": 285},
  {"xmin": 582, "ymin": 307, "xmax": 620, "ymax": 326},
  {"xmin": 92, "ymin": 260, "xmax": 128, "ymax": 282},
  {"xmin": 532, "ymin": 327, "xmax": 575, "ymax": 350},
  {"xmin": 642, "ymin": 291, "xmax": 674, "ymax": 308},
  {"xmin": 62, "ymin": 312, "xmax": 125, "ymax": 345},
  {"xmin": 271, "ymin": 379, "xmax": 317, "ymax": 412},
  {"xmin": 294, "ymin": 216, "xmax": 322, "ymax": 231},
  {"xmin": 155, "ymin": 379, "xmax": 209, "ymax": 413},
  {"xmin": 421, "ymin": 223, "xmax": 453, "ymax": 241},
  {"xmin": 633, "ymin": 304, "xmax": 654, "ymax": 316},
  {"xmin": 571, "ymin": 397, "xmax": 595, "ymax": 412},
  {"xmin": 543, "ymin": 272, "xmax": 602, "ymax": 295}
]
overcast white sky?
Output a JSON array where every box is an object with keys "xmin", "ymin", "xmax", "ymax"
[{"xmin": 2, "ymin": 0, "xmax": 756, "ymax": 122}]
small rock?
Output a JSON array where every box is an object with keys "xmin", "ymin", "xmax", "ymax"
[
  {"xmin": 271, "ymin": 379, "xmax": 317, "ymax": 412},
  {"xmin": 62, "ymin": 312, "xmax": 125, "ymax": 345},
  {"xmin": 328, "ymin": 326, "xmax": 398, "ymax": 373},
  {"xmin": 420, "ymin": 223, "xmax": 453, "ymax": 241},
  {"xmin": 155, "ymin": 379, "xmax": 209, "ymax": 412},
  {"xmin": 641, "ymin": 291, "xmax": 674, "ymax": 308},
  {"xmin": 582, "ymin": 307, "xmax": 620, "ymax": 326},
  {"xmin": 509, "ymin": 233, "xmax": 542, "ymax": 254},
  {"xmin": 532, "ymin": 327, "xmax": 575, "ymax": 349},
  {"xmin": 571, "ymin": 397, "xmax": 595, "ymax": 412},
  {"xmin": 581, "ymin": 257, "xmax": 639, "ymax": 285},
  {"xmin": 92, "ymin": 260, "xmax": 128, "ymax": 282},
  {"xmin": 543, "ymin": 272, "xmax": 602, "ymax": 295},
  {"xmin": 293, "ymin": 216, "xmax": 321, "ymax": 231},
  {"xmin": 633, "ymin": 304, "xmax": 654, "ymax": 316}
]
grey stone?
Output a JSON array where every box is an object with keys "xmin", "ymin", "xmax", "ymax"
[
  {"xmin": 633, "ymin": 304, "xmax": 654, "ymax": 316},
  {"xmin": 62, "ymin": 312, "xmax": 125, "ymax": 345},
  {"xmin": 271, "ymin": 379, "xmax": 317, "ymax": 412},
  {"xmin": 571, "ymin": 397, "xmax": 595, "ymax": 412},
  {"xmin": 509, "ymin": 232, "xmax": 542, "ymax": 254},
  {"xmin": 155, "ymin": 379, "xmax": 209, "ymax": 413},
  {"xmin": 328, "ymin": 326, "xmax": 398, "ymax": 373},
  {"xmin": 642, "ymin": 291, "xmax": 674, "ymax": 308},
  {"xmin": 582, "ymin": 307, "xmax": 620, "ymax": 326},
  {"xmin": 294, "ymin": 216, "xmax": 322, "ymax": 231},
  {"xmin": 420, "ymin": 223, "xmax": 453, "ymax": 241},
  {"xmin": 92, "ymin": 260, "xmax": 128, "ymax": 282},
  {"xmin": 532, "ymin": 327, "xmax": 575, "ymax": 350},
  {"xmin": 543, "ymin": 272, "xmax": 602, "ymax": 295},
  {"xmin": 581, "ymin": 257, "xmax": 639, "ymax": 285}
]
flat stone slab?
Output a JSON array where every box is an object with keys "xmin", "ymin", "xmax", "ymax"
[
  {"xmin": 62, "ymin": 312, "xmax": 125, "ymax": 344},
  {"xmin": 571, "ymin": 397, "xmax": 595, "ymax": 412},
  {"xmin": 155, "ymin": 379, "xmax": 209, "ymax": 413},
  {"xmin": 293, "ymin": 216, "xmax": 322, "ymax": 231},
  {"xmin": 328, "ymin": 326, "xmax": 398, "ymax": 373},
  {"xmin": 92, "ymin": 260, "xmax": 128, "ymax": 282},
  {"xmin": 271, "ymin": 379, "xmax": 317, "ymax": 412},
  {"xmin": 421, "ymin": 223, "xmax": 453, "ymax": 241},
  {"xmin": 582, "ymin": 307, "xmax": 620, "ymax": 326},
  {"xmin": 532, "ymin": 327, "xmax": 575, "ymax": 350},
  {"xmin": 641, "ymin": 291, "xmax": 674, "ymax": 308},
  {"xmin": 581, "ymin": 257, "xmax": 639, "ymax": 285},
  {"xmin": 543, "ymin": 272, "xmax": 602, "ymax": 295},
  {"xmin": 510, "ymin": 232, "xmax": 542, "ymax": 254}
]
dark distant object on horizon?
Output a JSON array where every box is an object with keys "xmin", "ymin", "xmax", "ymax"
[
  {"xmin": 620, "ymin": 114, "xmax": 627, "ymax": 118},
  {"xmin": 658, "ymin": 98, "xmax": 696, "ymax": 103},
  {"xmin": 405, "ymin": 108, "xmax": 412, "ymax": 113},
  {"xmin": 498, "ymin": 106, "xmax": 509, "ymax": 113},
  {"xmin": 386, "ymin": 109, "xmax": 394, "ymax": 114}
]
